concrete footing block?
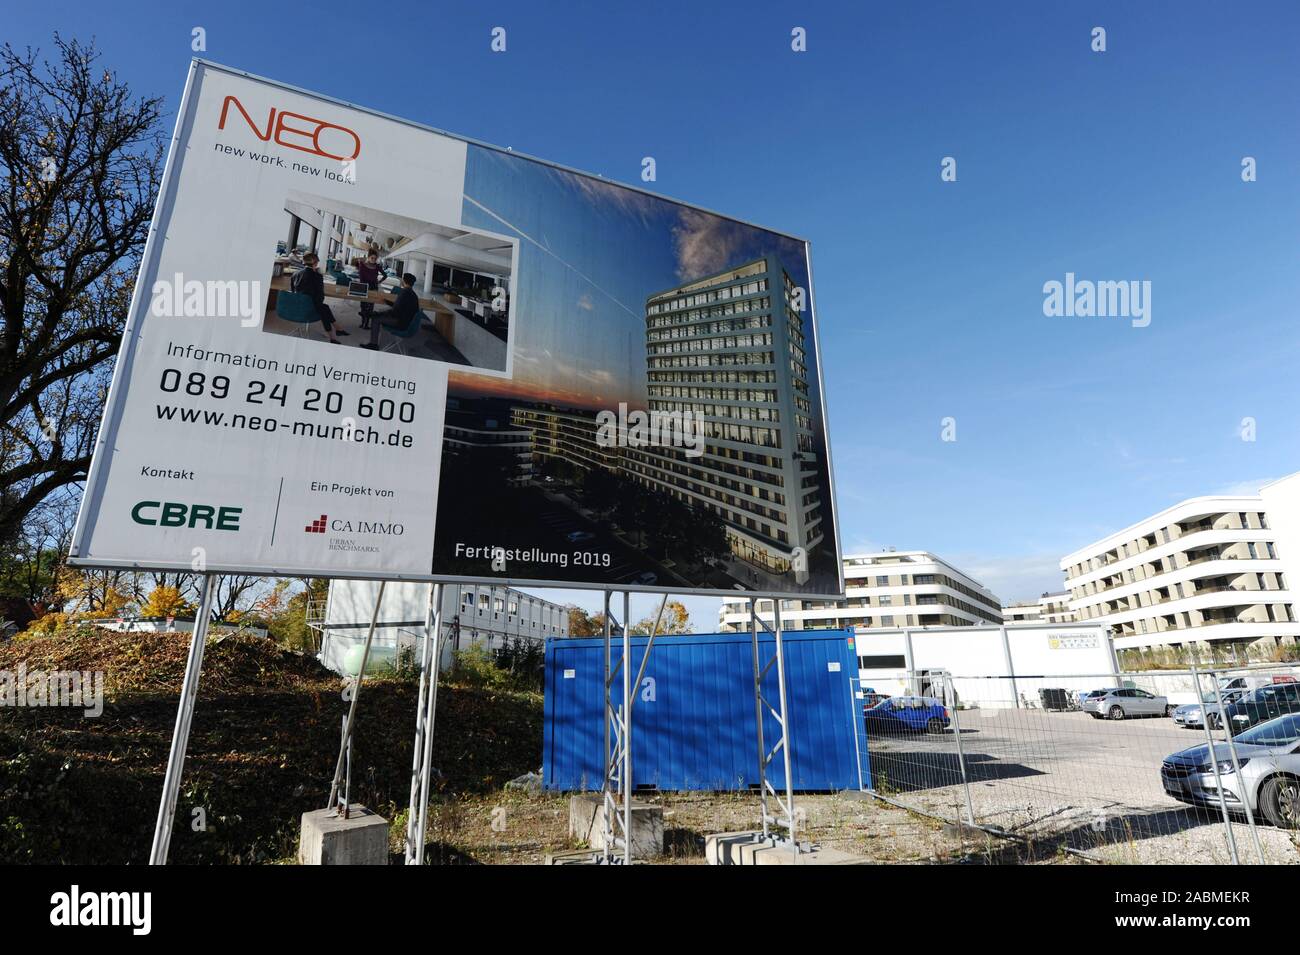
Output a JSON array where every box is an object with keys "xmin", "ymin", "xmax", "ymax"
[
  {"xmin": 568, "ymin": 794, "xmax": 664, "ymax": 859},
  {"xmin": 705, "ymin": 830, "xmax": 868, "ymax": 865},
  {"xmin": 545, "ymin": 848, "xmax": 605, "ymax": 865},
  {"xmin": 298, "ymin": 804, "xmax": 389, "ymax": 865}
]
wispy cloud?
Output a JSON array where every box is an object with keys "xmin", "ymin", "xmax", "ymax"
[
  {"xmin": 672, "ymin": 208, "xmax": 749, "ymax": 280},
  {"xmin": 1211, "ymin": 477, "xmax": 1279, "ymax": 497},
  {"xmin": 949, "ymin": 551, "xmax": 1067, "ymax": 605}
]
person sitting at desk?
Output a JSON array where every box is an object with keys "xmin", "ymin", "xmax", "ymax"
[
  {"xmin": 362, "ymin": 273, "xmax": 419, "ymax": 350},
  {"xmin": 291, "ymin": 253, "xmax": 348, "ymax": 343},
  {"xmin": 355, "ymin": 251, "xmax": 387, "ymax": 330}
]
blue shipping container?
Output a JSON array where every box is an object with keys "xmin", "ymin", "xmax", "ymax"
[{"xmin": 543, "ymin": 629, "xmax": 865, "ymax": 792}]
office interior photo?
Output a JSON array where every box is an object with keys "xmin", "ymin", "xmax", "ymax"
[{"xmin": 262, "ymin": 190, "xmax": 515, "ymax": 370}]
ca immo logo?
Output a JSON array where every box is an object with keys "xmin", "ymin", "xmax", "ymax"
[
  {"xmin": 305, "ymin": 514, "xmax": 327, "ymax": 534},
  {"xmin": 218, "ymin": 95, "xmax": 361, "ymax": 161}
]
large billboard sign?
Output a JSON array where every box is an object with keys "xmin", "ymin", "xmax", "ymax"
[{"xmin": 71, "ymin": 60, "xmax": 843, "ymax": 598}]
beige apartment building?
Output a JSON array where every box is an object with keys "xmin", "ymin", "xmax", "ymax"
[
  {"xmin": 719, "ymin": 550, "xmax": 1002, "ymax": 631},
  {"xmin": 1060, "ymin": 473, "xmax": 1300, "ymax": 654},
  {"xmin": 1002, "ymin": 591, "xmax": 1077, "ymax": 626}
]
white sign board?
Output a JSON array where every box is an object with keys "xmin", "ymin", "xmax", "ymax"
[
  {"xmin": 72, "ymin": 60, "xmax": 843, "ymax": 597},
  {"xmin": 71, "ymin": 62, "xmax": 513, "ymax": 579}
]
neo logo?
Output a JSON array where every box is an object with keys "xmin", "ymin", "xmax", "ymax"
[
  {"xmin": 218, "ymin": 95, "xmax": 361, "ymax": 161},
  {"xmin": 132, "ymin": 501, "xmax": 243, "ymax": 531}
]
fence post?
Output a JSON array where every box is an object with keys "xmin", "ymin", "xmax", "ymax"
[
  {"xmin": 943, "ymin": 672, "xmax": 976, "ymax": 827},
  {"xmin": 1207, "ymin": 669, "xmax": 1266, "ymax": 864},
  {"xmin": 1190, "ymin": 665, "xmax": 1240, "ymax": 865}
]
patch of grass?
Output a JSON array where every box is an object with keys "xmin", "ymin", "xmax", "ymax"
[{"xmin": 0, "ymin": 630, "xmax": 542, "ymax": 864}]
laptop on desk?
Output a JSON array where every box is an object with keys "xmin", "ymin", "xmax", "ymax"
[{"xmin": 347, "ymin": 281, "xmax": 370, "ymax": 298}]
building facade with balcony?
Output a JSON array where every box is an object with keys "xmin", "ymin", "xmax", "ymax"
[
  {"xmin": 1003, "ymin": 591, "xmax": 1077, "ymax": 626},
  {"xmin": 1060, "ymin": 473, "xmax": 1300, "ymax": 653},
  {"xmin": 718, "ymin": 550, "xmax": 1002, "ymax": 631}
]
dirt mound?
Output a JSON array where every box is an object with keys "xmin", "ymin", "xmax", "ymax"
[{"xmin": 0, "ymin": 628, "xmax": 331, "ymax": 696}]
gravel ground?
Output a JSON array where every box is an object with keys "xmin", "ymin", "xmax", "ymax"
[
  {"xmin": 410, "ymin": 789, "xmax": 1029, "ymax": 864},
  {"xmin": 866, "ymin": 708, "xmax": 1300, "ymax": 864}
]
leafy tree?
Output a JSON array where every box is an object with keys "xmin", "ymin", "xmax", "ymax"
[
  {"xmin": 630, "ymin": 600, "xmax": 692, "ymax": 635},
  {"xmin": 0, "ymin": 37, "xmax": 164, "ymax": 546},
  {"xmin": 139, "ymin": 584, "xmax": 193, "ymax": 619},
  {"xmin": 53, "ymin": 565, "xmax": 132, "ymax": 616},
  {"xmin": 266, "ymin": 578, "xmax": 327, "ymax": 651},
  {"xmin": 565, "ymin": 604, "xmax": 614, "ymax": 637}
]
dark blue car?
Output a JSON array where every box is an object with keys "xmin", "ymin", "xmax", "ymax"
[{"xmin": 864, "ymin": 696, "xmax": 951, "ymax": 734}]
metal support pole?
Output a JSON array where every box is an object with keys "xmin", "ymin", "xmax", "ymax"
[
  {"xmin": 149, "ymin": 574, "xmax": 217, "ymax": 865},
  {"xmin": 1191, "ymin": 666, "xmax": 1240, "ymax": 865},
  {"xmin": 413, "ymin": 583, "xmax": 445, "ymax": 864},
  {"xmin": 750, "ymin": 598, "xmax": 770, "ymax": 840},
  {"xmin": 772, "ymin": 599, "xmax": 797, "ymax": 859},
  {"xmin": 340, "ymin": 715, "xmax": 353, "ymax": 817},
  {"xmin": 328, "ymin": 580, "xmax": 386, "ymax": 812},
  {"xmin": 602, "ymin": 590, "xmax": 615, "ymax": 863},
  {"xmin": 1207, "ymin": 669, "xmax": 1266, "ymax": 864},
  {"xmin": 944, "ymin": 672, "xmax": 977, "ymax": 827},
  {"xmin": 404, "ymin": 584, "xmax": 439, "ymax": 864},
  {"xmin": 622, "ymin": 590, "xmax": 632, "ymax": 865},
  {"xmin": 629, "ymin": 595, "xmax": 667, "ymax": 715}
]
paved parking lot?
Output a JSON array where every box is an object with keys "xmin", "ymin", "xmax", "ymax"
[{"xmin": 866, "ymin": 709, "xmax": 1299, "ymax": 863}]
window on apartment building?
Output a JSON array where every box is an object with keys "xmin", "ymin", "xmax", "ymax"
[
  {"xmin": 880, "ymin": 615, "xmax": 894, "ymax": 627},
  {"xmin": 875, "ymin": 576, "xmax": 889, "ymax": 586}
]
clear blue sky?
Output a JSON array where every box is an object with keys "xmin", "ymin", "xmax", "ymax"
[{"xmin": 11, "ymin": 0, "xmax": 1300, "ymax": 624}]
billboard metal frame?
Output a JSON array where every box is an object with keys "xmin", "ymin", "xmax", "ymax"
[{"xmin": 67, "ymin": 57, "xmax": 845, "ymax": 601}]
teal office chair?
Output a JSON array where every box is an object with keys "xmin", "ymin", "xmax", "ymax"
[
  {"xmin": 329, "ymin": 269, "xmax": 350, "ymax": 285},
  {"xmin": 379, "ymin": 309, "xmax": 427, "ymax": 355},
  {"xmin": 275, "ymin": 290, "xmax": 320, "ymax": 338}
]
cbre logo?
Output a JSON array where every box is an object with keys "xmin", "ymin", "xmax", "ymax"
[
  {"xmin": 218, "ymin": 95, "xmax": 361, "ymax": 161},
  {"xmin": 132, "ymin": 501, "xmax": 242, "ymax": 531}
]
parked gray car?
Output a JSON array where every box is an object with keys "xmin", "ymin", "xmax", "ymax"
[
  {"xmin": 1085, "ymin": 687, "xmax": 1172, "ymax": 720},
  {"xmin": 1172, "ymin": 689, "xmax": 1247, "ymax": 729},
  {"xmin": 1161, "ymin": 712, "xmax": 1300, "ymax": 828}
]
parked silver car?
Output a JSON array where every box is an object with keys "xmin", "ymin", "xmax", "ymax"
[
  {"xmin": 1161, "ymin": 712, "xmax": 1300, "ymax": 828},
  {"xmin": 1172, "ymin": 689, "xmax": 1246, "ymax": 729},
  {"xmin": 1085, "ymin": 687, "xmax": 1172, "ymax": 720}
]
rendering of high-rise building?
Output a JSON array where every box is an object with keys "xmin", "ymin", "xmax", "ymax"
[{"xmin": 626, "ymin": 257, "xmax": 822, "ymax": 581}]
